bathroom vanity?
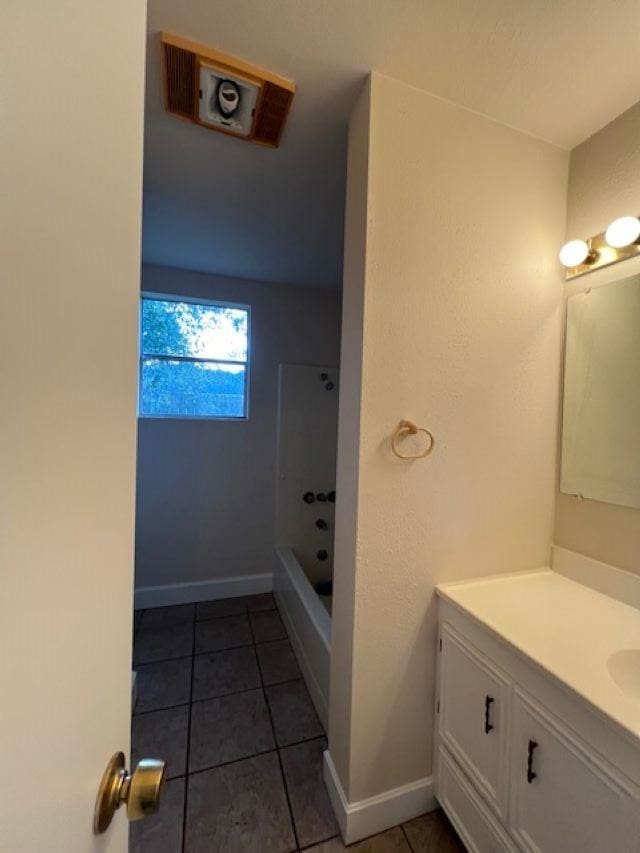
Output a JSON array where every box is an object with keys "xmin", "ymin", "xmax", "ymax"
[{"xmin": 434, "ymin": 569, "xmax": 640, "ymax": 853}]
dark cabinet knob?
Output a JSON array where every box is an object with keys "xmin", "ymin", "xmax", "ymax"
[
  {"xmin": 315, "ymin": 519, "xmax": 329, "ymax": 530},
  {"xmin": 327, "ymin": 490, "xmax": 336, "ymax": 503},
  {"xmin": 316, "ymin": 492, "xmax": 327, "ymax": 502},
  {"xmin": 303, "ymin": 492, "xmax": 315, "ymax": 504},
  {"xmin": 325, "ymin": 381, "xmax": 335, "ymax": 390},
  {"xmin": 317, "ymin": 550, "xmax": 328, "ymax": 561}
]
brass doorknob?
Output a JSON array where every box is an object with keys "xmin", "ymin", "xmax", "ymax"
[{"xmin": 93, "ymin": 752, "xmax": 166, "ymax": 834}]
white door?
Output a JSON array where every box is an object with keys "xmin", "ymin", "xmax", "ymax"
[
  {"xmin": 509, "ymin": 689, "xmax": 640, "ymax": 853},
  {"xmin": 1, "ymin": 3, "xmax": 147, "ymax": 851}
]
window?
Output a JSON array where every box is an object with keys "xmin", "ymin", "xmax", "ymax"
[{"xmin": 139, "ymin": 295, "xmax": 249, "ymax": 419}]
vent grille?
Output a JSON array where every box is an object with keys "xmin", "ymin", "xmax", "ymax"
[
  {"xmin": 161, "ymin": 34, "xmax": 295, "ymax": 148},
  {"xmin": 164, "ymin": 44, "xmax": 196, "ymax": 118},
  {"xmin": 253, "ymin": 82, "xmax": 294, "ymax": 146}
]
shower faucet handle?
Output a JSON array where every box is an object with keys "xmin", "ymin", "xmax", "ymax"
[
  {"xmin": 315, "ymin": 519, "xmax": 329, "ymax": 530},
  {"xmin": 303, "ymin": 492, "xmax": 315, "ymax": 504},
  {"xmin": 316, "ymin": 492, "xmax": 327, "ymax": 502}
]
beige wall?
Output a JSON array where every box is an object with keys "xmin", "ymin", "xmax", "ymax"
[
  {"xmin": 135, "ymin": 264, "xmax": 341, "ymax": 590},
  {"xmin": 329, "ymin": 74, "xmax": 568, "ymax": 802},
  {"xmin": 555, "ymin": 100, "xmax": 640, "ymax": 574}
]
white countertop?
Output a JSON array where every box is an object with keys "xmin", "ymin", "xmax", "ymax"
[{"xmin": 437, "ymin": 569, "xmax": 640, "ymax": 742}]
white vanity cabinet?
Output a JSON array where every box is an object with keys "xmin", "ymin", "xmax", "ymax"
[{"xmin": 435, "ymin": 593, "xmax": 640, "ymax": 853}]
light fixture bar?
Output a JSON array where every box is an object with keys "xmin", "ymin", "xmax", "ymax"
[{"xmin": 561, "ymin": 215, "xmax": 640, "ymax": 279}]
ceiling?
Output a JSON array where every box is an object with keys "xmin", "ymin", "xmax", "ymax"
[{"xmin": 143, "ymin": 0, "xmax": 640, "ymax": 289}]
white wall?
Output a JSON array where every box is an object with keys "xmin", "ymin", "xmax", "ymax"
[
  {"xmin": 329, "ymin": 74, "xmax": 568, "ymax": 807},
  {"xmin": 555, "ymin": 99, "xmax": 640, "ymax": 575},
  {"xmin": 135, "ymin": 265, "xmax": 341, "ymax": 593}
]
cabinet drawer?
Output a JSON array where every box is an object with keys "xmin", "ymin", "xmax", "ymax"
[
  {"xmin": 439, "ymin": 625, "xmax": 510, "ymax": 817},
  {"xmin": 439, "ymin": 746, "xmax": 517, "ymax": 853},
  {"xmin": 509, "ymin": 688, "xmax": 640, "ymax": 853}
]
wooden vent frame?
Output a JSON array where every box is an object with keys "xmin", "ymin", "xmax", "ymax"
[{"xmin": 161, "ymin": 32, "xmax": 295, "ymax": 148}]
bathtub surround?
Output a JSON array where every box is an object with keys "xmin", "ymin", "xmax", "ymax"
[
  {"xmin": 328, "ymin": 73, "xmax": 568, "ymax": 842},
  {"xmin": 556, "ymin": 99, "xmax": 640, "ymax": 575},
  {"xmin": 273, "ymin": 363, "xmax": 339, "ymax": 727},
  {"xmin": 135, "ymin": 265, "xmax": 341, "ymax": 605},
  {"xmin": 276, "ymin": 363, "xmax": 340, "ymax": 587}
]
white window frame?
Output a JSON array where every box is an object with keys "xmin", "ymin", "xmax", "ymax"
[{"xmin": 138, "ymin": 291, "xmax": 251, "ymax": 421}]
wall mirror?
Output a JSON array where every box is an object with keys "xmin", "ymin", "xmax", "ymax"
[{"xmin": 560, "ymin": 273, "xmax": 640, "ymax": 509}]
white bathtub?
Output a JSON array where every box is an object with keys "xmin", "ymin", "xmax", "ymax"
[{"xmin": 274, "ymin": 545, "xmax": 331, "ymax": 729}]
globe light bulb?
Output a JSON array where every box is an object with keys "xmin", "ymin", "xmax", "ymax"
[
  {"xmin": 604, "ymin": 216, "xmax": 640, "ymax": 249},
  {"xmin": 559, "ymin": 239, "xmax": 590, "ymax": 268}
]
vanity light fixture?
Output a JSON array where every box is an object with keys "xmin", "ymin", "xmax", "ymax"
[
  {"xmin": 558, "ymin": 239, "xmax": 592, "ymax": 268},
  {"xmin": 559, "ymin": 213, "xmax": 640, "ymax": 279},
  {"xmin": 604, "ymin": 215, "xmax": 640, "ymax": 249}
]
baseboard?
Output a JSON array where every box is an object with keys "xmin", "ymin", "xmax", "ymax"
[
  {"xmin": 134, "ymin": 573, "xmax": 273, "ymax": 609},
  {"xmin": 275, "ymin": 585, "xmax": 329, "ymax": 730},
  {"xmin": 322, "ymin": 750, "xmax": 436, "ymax": 844}
]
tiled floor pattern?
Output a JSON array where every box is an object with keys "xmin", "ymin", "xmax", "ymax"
[{"xmin": 131, "ymin": 594, "xmax": 464, "ymax": 853}]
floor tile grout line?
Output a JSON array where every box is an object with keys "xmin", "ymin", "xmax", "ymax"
[
  {"xmin": 135, "ymin": 652, "xmax": 193, "ymax": 664},
  {"xmin": 276, "ymin": 733, "xmax": 327, "ymax": 752},
  {"xmin": 187, "ymin": 745, "xmax": 277, "ymax": 778},
  {"xmin": 268, "ymin": 695, "xmax": 301, "ymax": 851},
  {"xmin": 260, "ymin": 647, "xmax": 300, "ymax": 851},
  {"xmin": 135, "ymin": 629, "xmax": 286, "ymax": 667},
  {"xmin": 133, "ymin": 670, "xmax": 306, "ymax": 717},
  {"xmin": 133, "ymin": 649, "xmax": 194, "ymax": 667},
  {"xmin": 299, "ymin": 833, "xmax": 340, "ymax": 851},
  {"xmin": 401, "ymin": 822, "xmax": 416, "ymax": 852},
  {"xmin": 190, "ymin": 676, "xmax": 305, "ymax": 705},
  {"xmin": 195, "ymin": 605, "xmax": 276, "ymax": 623},
  {"xmin": 132, "ymin": 700, "xmax": 192, "ymax": 718},
  {"xmin": 131, "ymin": 702, "xmax": 191, "ymax": 718},
  {"xmin": 180, "ymin": 611, "xmax": 196, "ymax": 853},
  {"xmin": 254, "ymin": 624, "xmax": 269, "ymax": 687},
  {"xmin": 183, "ymin": 733, "xmax": 330, "ymax": 781}
]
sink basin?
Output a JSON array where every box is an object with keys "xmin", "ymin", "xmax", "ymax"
[{"xmin": 607, "ymin": 650, "xmax": 640, "ymax": 700}]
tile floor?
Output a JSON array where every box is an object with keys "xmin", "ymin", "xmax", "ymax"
[{"xmin": 131, "ymin": 594, "xmax": 464, "ymax": 853}]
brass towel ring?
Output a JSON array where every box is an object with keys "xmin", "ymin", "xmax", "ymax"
[{"xmin": 391, "ymin": 419, "xmax": 435, "ymax": 460}]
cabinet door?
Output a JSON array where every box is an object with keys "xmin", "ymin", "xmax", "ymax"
[
  {"xmin": 509, "ymin": 689, "xmax": 640, "ymax": 853},
  {"xmin": 439, "ymin": 625, "xmax": 510, "ymax": 817}
]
